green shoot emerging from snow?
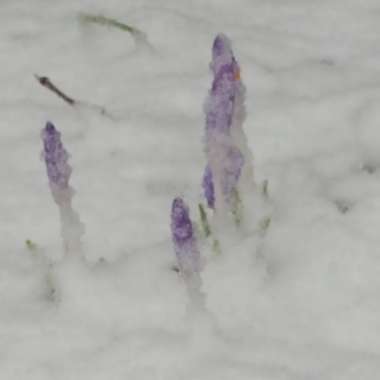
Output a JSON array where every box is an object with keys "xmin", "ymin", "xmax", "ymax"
[
  {"xmin": 25, "ymin": 239, "xmax": 38, "ymax": 253},
  {"xmin": 198, "ymin": 203, "xmax": 221, "ymax": 255},
  {"xmin": 198, "ymin": 203, "xmax": 211, "ymax": 238},
  {"xmin": 79, "ymin": 13, "xmax": 144, "ymax": 37},
  {"xmin": 230, "ymin": 188, "xmax": 243, "ymax": 226}
]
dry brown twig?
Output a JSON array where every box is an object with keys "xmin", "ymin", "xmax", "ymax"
[{"xmin": 35, "ymin": 74, "xmax": 114, "ymax": 119}]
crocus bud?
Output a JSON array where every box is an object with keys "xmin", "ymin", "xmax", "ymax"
[
  {"xmin": 41, "ymin": 121, "xmax": 72, "ymax": 204},
  {"xmin": 171, "ymin": 198, "xmax": 200, "ymax": 278},
  {"xmin": 205, "ymin": 34, "xmax": 241, "ymax": 138},
  {"xmin": 41, "ymin": 121, "xmax": 84, "ymax": 255},
  {"xmin": 204, "ymin": 34, "xmax": 254, "ymax": 214}
]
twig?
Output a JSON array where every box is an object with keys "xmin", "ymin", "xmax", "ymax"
[
  {"xmin": 35, "ymin": 74, "xmax": 114, "ymax": 119},
  {"xmin": 35, "ymin": 75, "xmax": 75, "ymax": 106}
]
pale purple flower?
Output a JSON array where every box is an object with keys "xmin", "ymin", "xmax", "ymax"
[
  {"xmin": 203, "ymin": 34, "xmax": 246, "ymax": 209},
  {"xmin": 205, "ymin": 34, "xmax": 241, "ymax": 139},
  {"xmin": 41, "ymin": 121, "xmax": 72, "ymax": 203},
  {"xmin": 41, "ymin": 121, "xmax": 83, "ymax": 254},
  {"xmin": 171, "ymin": 198, "xmax": 200, "ymax": 277}
]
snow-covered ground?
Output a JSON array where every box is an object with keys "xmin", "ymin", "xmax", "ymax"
[{"xmin": 2, "ymin": 0, "xmax": 380, "ymax": 378}]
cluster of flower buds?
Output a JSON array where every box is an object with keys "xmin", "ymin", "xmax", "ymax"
[
  {"xmin": 171, "ymin": 34, "xmax": 255, "ymax": 296},
  {"xmin": 203, "ymin": 34, "xmax": 253, "ymax": 215},
  {"xmin": 39, "ymin": 35, "xmax": 254, "ymax": 308}
]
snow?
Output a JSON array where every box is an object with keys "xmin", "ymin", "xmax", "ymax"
[{"xmin": 2, "ymin": 0, "xmax": 380, "ymax": 378}]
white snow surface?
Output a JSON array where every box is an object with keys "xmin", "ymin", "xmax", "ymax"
[{"xmin": 2, "ymin": 0, "xmax": 380, "ymax": 378}]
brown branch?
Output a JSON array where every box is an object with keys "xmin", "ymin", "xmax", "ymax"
[
  {"xmin": 35, "ymin": 75, "xmax": 76, "ymax": 106},
  {"xmin": 35, "ymin": 74, "xmax": 115, "ymax": 120}
]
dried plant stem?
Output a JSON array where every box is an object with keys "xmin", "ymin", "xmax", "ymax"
[
  {"xmin": 35, "ymin": 75, "xmax": 75, "ymax": 106},
  {"xmin": 35, "ymin": 74, "xmax": 113, "ymax": 119}
]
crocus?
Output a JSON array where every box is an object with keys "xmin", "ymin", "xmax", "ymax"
[
  {"xmin": 205, "ymin": 34, "xmax": 241, "ymax": 140},
  {"xmin": 204, "ymin": 34, "xmax": 248, "ymax": 211},
  {"xmin": 171, "ymin": 198, "xmax": 201, "ymax": 279},
  {"xmin": 41, "ymin": 121, "xmax": 72, "ymax": 204},
  {"xmin": 41, "ymin": 121, "xmax": 84, "ymax": 254}
]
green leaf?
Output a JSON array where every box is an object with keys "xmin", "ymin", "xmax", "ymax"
[{"xmin": 79, "ymin": 13, "xmax": 141, "ymax": 36}]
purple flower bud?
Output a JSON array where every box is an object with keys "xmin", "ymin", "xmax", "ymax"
[
  {"xmin": 171, "ymin": 198, "xmax": 200, "ymax": 277},
  {"xmin": 205, "ymin": 34, "xmax": 241, "ymax": 138},
  {"xmin": 202, "ymin": 165, "xmax": 215, "ymax": 209},
  {"xmin": 211, "ymin": 34, "xmax": 240, "ymax": 80},
  {"xmin": 41, "ymin": 121, "xmax": 84, "ymax": 254},
  {"xmin": 41, "ymin": 122, "xmax": 72, "ymax": 203},
  {"xmin": 204, "ymin": 34, "xmax": 247, "ymax": 210}
]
